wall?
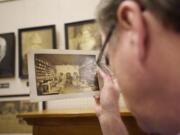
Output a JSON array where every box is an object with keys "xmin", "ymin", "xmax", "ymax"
[{"xmin": 0, "ymin": 0, "xmax": 126, "ymax": 111}]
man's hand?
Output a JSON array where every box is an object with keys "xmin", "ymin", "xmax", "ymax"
[
  {"xmin": 94, "ymin": 68, "xmax": 128, "ymax": 135},
  {"xmin": 94, "ymin": 68, "xmax": 120, "ymax": 117}
]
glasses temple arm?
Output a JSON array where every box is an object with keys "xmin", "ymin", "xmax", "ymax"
[{"xmin": 97, "ymin": 25, "xmax": 115, "ymax": 65}]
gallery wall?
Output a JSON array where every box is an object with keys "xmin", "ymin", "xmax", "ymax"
[{"xmin": 0, "ymin": 0, "xmax": 126, "ymax": 111}]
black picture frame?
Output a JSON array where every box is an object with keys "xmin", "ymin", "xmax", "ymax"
[
  {"xmin": 0, "ymin": 33, "xmax": 15, "ymax": 78},
  {"xmin": 65, "ymin": 19, "xmax": 102, "ymax": 50},
  {"xmin": 0, "ymin": 94, "xmax": 29, "ymax": 98},
  {"xmin": 18, "ymin": 25, "xmax": 57, "ymax": 79}
]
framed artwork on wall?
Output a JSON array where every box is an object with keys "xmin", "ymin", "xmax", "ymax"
[
  {"xmin": 0, "ymin": 94, "xmax": 42, "ymax": 134},
  {"xmin": 28, "ymin": 49, "xmax": 99, "ymax": 101},
  {"xmin": 18, "ymin": 25, "xmax": 57, "ymax": 79},
  {"xmin": 0, "ymin": 33, "xmax": 15, "ymax": 78},
  {"xmin": 65, "ymin": 19, "xmax": 102, "ymax": 51},
  {"xmin": 0, "ymin": 0, "xmax": 18, "ymax": 3}
]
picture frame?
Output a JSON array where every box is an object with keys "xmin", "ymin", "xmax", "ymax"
[
  {"xmin": 65, "ymin": 19, "xmax": 102, "ymax": 50},
  {"xmin": 18, "ymin": 25, "xmax": 57, "ymax": 79},
  {"xmin": 28, "ymin": 49, "xmax": 99, "ymax": 101},
  {"xmin": 0, "ymin": 33, "xmax": 15, "ymax": 78},
  {"xmin": 0, "ymin": 0, "xmax": 18, "ymax": 3},
  {"xmin": 0, "ymin": 94, "xmax": 42, "ymax": 134}
]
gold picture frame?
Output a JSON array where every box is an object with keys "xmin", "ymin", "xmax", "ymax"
[{"xmin": 65, "ymin": 19, "xmax": 102, "ymax": 51}]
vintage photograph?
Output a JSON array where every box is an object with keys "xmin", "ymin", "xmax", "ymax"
[
  {"xmin": 65, "ymin": 19, "xmax": 102, "ymax": 50},
  {"xmin": 0, "ymin": 95, "xmax": 40, "ymax": 133},
  {"xmin": 18, "ymin": 25, "xmax": 56, "ymax": 78},
  {"xmin": 0, "ymin": 33, "xmax": 15, "ymax": 78},
  {"xmin": 28, "ymin": 49, "xmax": 99, "ymax": 101}
]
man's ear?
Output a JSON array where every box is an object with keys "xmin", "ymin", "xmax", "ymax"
[{"xmin": 116, "ymin": 1, "xmax": 147, "ymax": 62}]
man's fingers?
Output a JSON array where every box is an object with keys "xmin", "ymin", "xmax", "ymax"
[
  {"xmin": 97, "ymin": 68, "xmax": 106, "ymax": 78},
  {"xmin": 97, "ymin": 68, "xmax": 111, "ymax": 82},
  {"xmin": 93, "ymin": 94, "xmax": 100, "ymax": 105}
]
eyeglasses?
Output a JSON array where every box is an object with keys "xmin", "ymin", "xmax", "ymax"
[{"xmin": 96, "ymin": 25, "xmax": 115, "ymax": 76}]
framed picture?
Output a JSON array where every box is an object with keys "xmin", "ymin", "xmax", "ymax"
[
  {"xmin": 28, "ymin": 49, "xmax": 99, "ymax": 101},
  {"xmin": 0, "ymin": 95, "xmax": 42, "ymax": 134},
  {"xmin": 0, "ymin": 33, "xmax": 15, "ymax": 78},
  {"xmin": 18, "ymin": 25, "xmax": 57, "ymax": 79},
  {"xmin": 65, "ymin": 19, "xmax": 102, "ymax": 50},
  {"xmin": 0, "ymin": 0, "xmax": 17, "ymax": 3}
]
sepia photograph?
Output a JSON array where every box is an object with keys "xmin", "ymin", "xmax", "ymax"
[
  {"xmin": 0, "ymin": 95, "xmax": 41, "ymax": 133},
  {"xmin": 65, "ymin": 19, "xmax": 102, "ymax": 50},
  {"xmin": 0, "ymin": 33, "xmax": 15, "ymax": 78},
  {"xmin": 18, "ymin": 25, "xmax": 56, "ymax": 78},
  {"xmin": 28, "ymin": 49, "xmax": 99, "ymax": 101}
]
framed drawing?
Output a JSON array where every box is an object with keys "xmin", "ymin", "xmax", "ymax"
[
  {"xmin": 0, "ymin": 0, "xmax": 17, "ymax": 3},
  {"xmin": 28, "ymin": 49, "xmax": 99, "ymax": 101},
  {"xmin": 0, "ymin": 95, "xmax": 42, "ymax": 134},
  {"xmin": 18, "ymin": 25, "xmax": 57, "ymax": 79},
  {"xmin": 0, "ymin": 33, "xmax": 15, "ymax": 78},
  {"xmin": 65, "ymin": 19, "xmax": 102, "ymax": 50}
]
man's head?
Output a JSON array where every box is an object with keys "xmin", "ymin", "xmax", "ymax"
[
  {"xmin": 0, "ymin": 37, "xmax": 7, "ymax": 63},
  {"xmin": 97, "ymin": 0, "xmax": 180, "ymax": 134}
]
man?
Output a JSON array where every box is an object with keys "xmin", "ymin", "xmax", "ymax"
[{"xmin": 94, "ymin": 0, "xmax": 180, "ymax": 135}]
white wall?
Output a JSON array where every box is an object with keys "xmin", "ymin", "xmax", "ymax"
[
  {"xmin": 0, "ymin": 0, "xmax": 126, "ymax": 110},
  {"xmin": 0, "ymin": 0, "xmax": 99, "ymax": 92}
]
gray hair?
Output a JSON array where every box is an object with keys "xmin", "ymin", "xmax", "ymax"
[
  {"xmin": 96, "ymin": 0, "xmax": 120, "ymax": 34},
  {"xmin": 97, "ymin": 0, "xmax": 180, "ymax": 34}
]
